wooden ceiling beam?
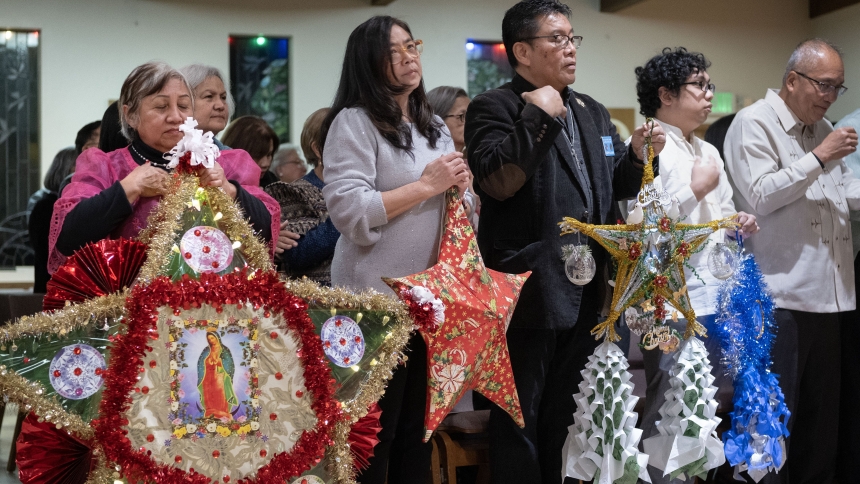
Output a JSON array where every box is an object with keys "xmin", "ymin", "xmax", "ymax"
[
  {"xmin": 810, "ymin": 0, "xmax": 860, "ymax": 17},
  {"xmin": 600, "ymin": 0, "xmax": 647, "ymax": 13}
]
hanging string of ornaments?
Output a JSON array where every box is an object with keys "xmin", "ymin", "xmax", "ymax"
[{"xmin": 559, "ymin": 120, "xmax": 738, "ymax": 483}]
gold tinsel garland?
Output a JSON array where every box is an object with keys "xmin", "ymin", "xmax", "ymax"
[
  {"xmin": 284, "ymin": 278, "xmax": 414, "ymax": 484},
  {"xmin": 207, "ymin": 177, "xmax": 273, "ymax": 272},
  {"xmin": 0, "ymin": 367, "xmax": 93, "ymax": 438},
  {"xmin": 0, "ymin": 370, "xmax": 114, "ymax": 484},
  {"xmin": 0, "ymin": 294, "xmax": 126, "ymax": 483},
  {"xmin": 136, "ymin": 173, "xmax": 272, "ymax": 282},
  {"xmin": 0, "ymin": 292, "xmax": 128, "ymax": 344}
]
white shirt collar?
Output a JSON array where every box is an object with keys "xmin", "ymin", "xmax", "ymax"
[
  {"xmin": 655, "ymin": 118, "xmax": 698, "ymax": 155},
  {"xmin": 765, "ymin": 89, "xmax": 804, "ymax": 133}
]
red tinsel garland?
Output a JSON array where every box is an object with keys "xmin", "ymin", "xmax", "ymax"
[
  {"xmin": 398, "ymin": 288, "xmax": 439, "ymax": 333},
  {"xmin": 93, "ymin": 269, "xmax": 340, "ymax": 484}
]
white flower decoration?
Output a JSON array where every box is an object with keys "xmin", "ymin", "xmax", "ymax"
[
  {"xmin": 250, "ymin": 421, "xmax": 260, "ymax": 431},
  {"xmin": 186, "ymin": 423, "xmax": 197, "ymax": 433},
  {"xmin": 206, "ymin": 422, "xmax": 217, "ymax": 433},
  {"xmin": 164, "ymin": 117, "xmax": 220, "ymax": 169},
  {"xmin": 410, "ymin": 285, "xmax": 446, "ymax": 325}
]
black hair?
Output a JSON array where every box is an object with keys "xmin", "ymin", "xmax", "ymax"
[
  {"xmin": 99, "ymin": 101, "xmax": 128, "ymax": 153},
  {"xmin": 75, "ymin": 120, "xmax": 101, "ymax": 155},
  {"xmin": 502, "ymin": 0, "xmax": 571, "ymax": 69},
  {"xmin": 635, "ymin": 47, "xmax": 711, "ymax": 118},
  {"xmin": 704, "ymin": 113, "xmax": 736, "ymax": 161},
  {"xmin": 44, "ymin": 147, "xmax": 77, "ymax": 193},
  {"xmin": 320, "ymin": 15, "xmax": 441, "ymax": 157}
]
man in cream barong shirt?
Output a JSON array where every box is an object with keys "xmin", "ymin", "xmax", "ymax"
[{"xmin": 725, "ymin": 39, "xmax": 859, "ymax": 484}]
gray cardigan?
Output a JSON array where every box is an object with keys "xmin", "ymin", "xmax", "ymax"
[{"xmin": 322, "ymin": 107, "xmax": 453, "ymax": 293}]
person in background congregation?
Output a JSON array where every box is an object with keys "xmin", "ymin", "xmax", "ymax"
[
  {"xmin": 724, "ymin": 38, "xmax": 859, "ymax": 484},
  {"xmin": 221, "ymin": 115, "xmax": 281, "ymax": 187},
  {"xmin": 321, "ymin": 15, "xmax": 469, "ymax": 484},
  {"xmin": 75, "ymin": 120, "xmax": 101, "ymax": 155},
  {"xmin": 832, "ymin": 83, "xmax": 860, "ymax": 484},
  {"xmin": 464, "ymin": 1, "xmax": 666, "ymax": 481},
  {"xmin": 180, "ymin": 63, "xmax": 233, "ymax": 150},
  {"xmin": 265, "ymin": 108, "xmax": 340, "ymax": 286},
  {"xmin": 270, "ymin": 144, "xmax": 307, "ymax": 184},
  {"xmin": 99, "ymin": 100, "xmax": 128, "ymax": 154},
  {"xmin": 28, "ymin": 147, "xmax": 78, "ymax": 293},
  {"xmin": 428, "ymin": 86, "xmax": 480, "ymax": 230}
]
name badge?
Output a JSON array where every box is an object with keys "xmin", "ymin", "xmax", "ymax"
[{"xmin": 601, "ymin": 136, "xmax": 615, "ymax": 156}]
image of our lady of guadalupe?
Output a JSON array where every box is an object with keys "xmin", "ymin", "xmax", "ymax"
[{"xmin": 197, "ymin": 330, "xmax": 239, "ymax": 420}]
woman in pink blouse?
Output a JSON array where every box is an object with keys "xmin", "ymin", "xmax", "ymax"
[{"xmin": 48, "ymin": 62, "xmax": 279, "ymax": 272}]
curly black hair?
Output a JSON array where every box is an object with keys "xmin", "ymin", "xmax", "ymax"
[{"xmin": 635, "ymin": 47, "xmax": 711, "ymax": 118}]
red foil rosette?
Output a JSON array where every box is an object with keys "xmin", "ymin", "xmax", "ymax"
[
  {"xmin": 16, "ymin": 413, "xmax": 94, "ymax": 484},
  {"xmin": 348, "ymin": 402, "xmax": 382, "ymax": 471},
  {"xmin": 44, "ymin": 238, "xmax": 148, "ymax": 310}
]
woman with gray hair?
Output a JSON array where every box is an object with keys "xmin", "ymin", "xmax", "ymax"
[
  {"xmin": 427, "ymin": 86, "xmax": 479, "ymax": 230},
  {"xmin": 180, "ymin": 63, "xmax": 234, "ymax": 149},
  {"xmin": 48, "ymin": 61, "xmax": 280, "ymax": 273}
]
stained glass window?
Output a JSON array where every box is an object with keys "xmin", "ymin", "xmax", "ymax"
[
  {"xmin": 466, "ymin": 40, "xmax": 514, "ymax": 98},
  {"xmin": 0, "ymin": 29, "xmax": 40, "ymax": 267},
  {"xmin": 228, "ymin": 35, "xmax": 290, "ymax": 142}
]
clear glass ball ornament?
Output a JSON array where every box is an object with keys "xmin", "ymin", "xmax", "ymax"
[
  {"xmin": 708, "ymin": 242, "xmax": 736, "ymax": 280},
  {"xmin": 565, "ymin": 248, "xmax": 596, "ymax": 285}
]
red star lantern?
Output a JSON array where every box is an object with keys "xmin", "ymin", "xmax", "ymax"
[{"xmin": 383, "ymin": 189, "xmax": 529, "ymax": 441}]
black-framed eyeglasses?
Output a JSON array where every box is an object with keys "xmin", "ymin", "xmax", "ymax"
[
  {"xmin": 681, "ymin": 80, "xmax": 716, "ymax": 93},
  {"xmin": 794, "ymin": 71, "xmax": 848, "ymax": 96},
  {"xmin": 519, "ymin": 33, "xmax": 582, "ymax": 49},
  {"xmin": 444, "ymin": 113, "xmax": 466, "ymax": 123}
]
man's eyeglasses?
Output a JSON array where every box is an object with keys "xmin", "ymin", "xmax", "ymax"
[
  {"xmin": 444, "ymin": 113, "xmax": 466, "ymax": 124},
  {"xmin": 520, "ymin": 33, "xmax": 583, "ymax": 50},
  {"xmin": 390, "ymin": 40, "xmax": 424, "ymax": 64},
  {"xmin": 681, "ymin": 80, "xmax": 716, "ymax": 93},
  {"xmin": 794, "ymin": 71, "xmax": 848, "ymax": 96}
]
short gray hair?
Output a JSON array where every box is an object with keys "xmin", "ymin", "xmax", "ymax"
[
  {"xmin": 427, "ymin": 86, "xmax": 469, "ymax": 118},
  {"xmin": 783, "ymin": 38, "xmax": 843, "ymax": 85},
  {"xmin": 271, "ymin": 143, "xmax": 304, "ymax": 173},
  {"xmin": 179, "ymin": 63, "xmax": 235, "ymax": 119},
  {"xmin": 119, "ymin": 61, "xmax": 193, "ymax": 141}
]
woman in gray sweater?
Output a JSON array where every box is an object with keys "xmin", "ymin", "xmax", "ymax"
[{"xmin": 321, "ymin": 15, "xmax": 469, "ymax": 484}]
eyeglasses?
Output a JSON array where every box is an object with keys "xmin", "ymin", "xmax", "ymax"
[
  {"xmin": 444, "ymin": 113, "xmax": 466, "ymax": 124},
  {"xmin": 519, "ymin": 33, "xmax": 583, "ymax": 50},
  {"xmin": 390, "ymin": 40, "xmax": 424, "ymax": 64},
  {"xmin": 681, "ymin": 80, "xmax": 716, "ymax": 93},
  {"xmin": 794, "ymin": 71, "xmax": 848, "ymax": 96}
]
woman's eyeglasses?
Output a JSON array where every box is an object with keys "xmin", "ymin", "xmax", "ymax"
[{"xmin": 391, "ymin": 40, "xmax": 424, "ymax": 64}]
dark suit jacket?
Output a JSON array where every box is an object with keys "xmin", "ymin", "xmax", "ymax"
[{"xmin": 465, "ymin": 74, "xmax": 646, "ymax": 329}]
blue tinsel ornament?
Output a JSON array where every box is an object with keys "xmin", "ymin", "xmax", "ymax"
[{"xmin": 711, "ymin": 248, "xmax": 790, "ymax": 482}]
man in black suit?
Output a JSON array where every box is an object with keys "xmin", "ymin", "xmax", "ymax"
[{"xmin": 464, "ymin": 1, "xmax": 665, "ymax": 482}]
